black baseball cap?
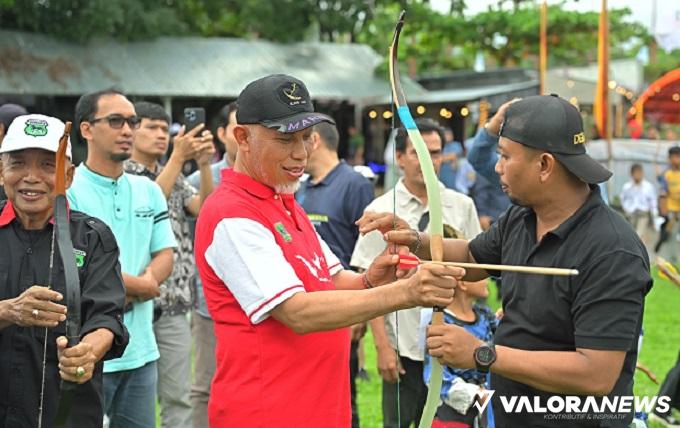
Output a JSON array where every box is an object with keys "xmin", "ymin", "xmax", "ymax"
[
  {"xmin": 499, "ymin": 94, "xmax": 612, "ymax": 184},
  {"xmin": 236, "ymin": 74, "xmax": 334, "ymax": 134},
  {"xmin": 0, "ymin": 103, "xmax": 28, "ymax": 129}
]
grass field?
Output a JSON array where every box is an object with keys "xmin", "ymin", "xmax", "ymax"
[
  {"xmin": 355, "ymin": 270, "xmax": 680, "ymax": 428},
  {"xmin": 156, "ymin": 269, "xmax": 679, "ymax": 427}
]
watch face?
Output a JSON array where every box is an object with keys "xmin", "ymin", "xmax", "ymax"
[{"xmin": 476, "ymin": 346, "xmax": 495, "ymax": 364}]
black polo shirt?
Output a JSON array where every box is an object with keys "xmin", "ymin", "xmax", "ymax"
[
  {"xmin": 469, "ymin": 186, "xmax": 652, "ymax": 427},
  {"xmin": 0, "ymin": 200, "xmax": 128, "ymax": 428}
]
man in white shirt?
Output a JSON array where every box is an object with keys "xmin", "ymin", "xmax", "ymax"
[
  {"xmin": 620, "ymin": 163, "xmax": 657, "ymax": 249},
  {"xmin": 350, "ymin": 118, "xmax": 482, "ymax": 428}
]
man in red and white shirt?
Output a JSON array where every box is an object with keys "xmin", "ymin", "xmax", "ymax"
[{"xmin": 195, "ymin": 74, "xmax": 462, "ymax": 428}]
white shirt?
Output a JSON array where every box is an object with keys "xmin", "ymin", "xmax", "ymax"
[
  {"xmin": 350, "ymin": 178, "xmax": 482, "ymax": 361},
  {"xmin": 620, "ymin": 179, "xmax": 657, "ymax": 216}
]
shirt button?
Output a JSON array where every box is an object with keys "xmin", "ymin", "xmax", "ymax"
[
  {"xmin": 286, "ymin": 210, "xmax": 291, "ymax": 215},
  {"xmin": 273, "ymin": 195, "xmax": 279, "ymax": 199},
  {"xmin": 26, "ymin": 248, "xmax": 32, "ymax": 254}
]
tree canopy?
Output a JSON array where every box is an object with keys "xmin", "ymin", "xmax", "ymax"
[{"xmin": 0, "ymin": 0, "xmax": 669, "ymax": 80}]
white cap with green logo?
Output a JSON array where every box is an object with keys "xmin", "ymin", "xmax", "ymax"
[{"xmin": 0, "ymin": 114, "xmax": 72, "ymax": 158}]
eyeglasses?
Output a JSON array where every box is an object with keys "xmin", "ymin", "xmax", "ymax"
[{"xmin": 90, "ymin": 115, "xmax": 141, "ymax": 130}]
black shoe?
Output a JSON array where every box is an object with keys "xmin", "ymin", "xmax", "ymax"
[{"xmin": 649, "ymin": 412, "xmax": 680, "ymax": 427}]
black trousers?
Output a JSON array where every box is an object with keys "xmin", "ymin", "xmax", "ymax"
[
  {"xmin": 657, "ymin": 349, "xmax": 680, "ymax": 416},
  {"xmin": 381, "ymin": 356, "xmax": 428, "ymax": 428}
]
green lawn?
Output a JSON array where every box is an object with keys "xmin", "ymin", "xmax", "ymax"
[
  {"xmin": 156, "ymin": 271, "xmax": 679, "ymax": 427},
  {"xmin": 356, "ymin": 272, "xmax": 680, "ymax": 428}
]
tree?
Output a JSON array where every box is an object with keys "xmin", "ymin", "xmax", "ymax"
[
  {"xmin": 469, "ymin": 4, "xmax": 650, "ymax": 68},
  {"xmin": 0, "ymin": 0, "xmax": 188, "ymax": 43},
  {"xmin": 645, "ymin": 48, "xmax": 680, "ymax": 83},
  {"xmin": 356, "ymin": 2, "xmax": 476, "ymax": 77}
]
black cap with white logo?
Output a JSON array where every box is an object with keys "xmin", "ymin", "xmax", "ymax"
[
  {"xmin": 236, "ymin": 74, "xmax": 335, "ymax": 134},
  {"xmin": 500, "ymin": 94, "xmax": 612, "ymax": 184}
]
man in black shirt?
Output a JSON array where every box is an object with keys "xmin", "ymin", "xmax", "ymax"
[
  {"xmin": 359, "ymin": 95, "xmax": 652, "ymax": 427},
  {"xmin": 0, "ymin": 114, "xmax": 128, "ymax": 427}
]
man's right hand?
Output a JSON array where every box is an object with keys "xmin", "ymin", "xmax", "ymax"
[
  {"xmin": 486, "ymin": 98, "xmax": 521, "ymax": 136},
  {"xmin": 356, "ymin": 212, "xmax": 421, "ymax": 254},
  {"xmin": 2, "ymin": 285, "xmax": 66, "ymax": 328},
  {"xmin": 376, "ymin": 345, "xmax": 404, "ymax": 383},
  {"xmin": 404, "ymin": 263, "xmax": 460, "ymax": 308}
]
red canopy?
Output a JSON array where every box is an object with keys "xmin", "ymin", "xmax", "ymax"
[{"xmin": 630, "ymin": 68, "xmax": 680, "ymax": 126}]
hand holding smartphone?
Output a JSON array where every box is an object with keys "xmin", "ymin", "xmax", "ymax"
[{"xmin": 184, "ymin": 107, "xmax": 206, "ymax": 133}]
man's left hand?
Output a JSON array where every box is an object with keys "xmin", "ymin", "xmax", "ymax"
[
  {"xmin": 427, "ymin": 324, "xmax": 483, "ymax": 369},
  {"xmin": 56, "ymin": 336, "xmax": 96, "ymax": 384}
]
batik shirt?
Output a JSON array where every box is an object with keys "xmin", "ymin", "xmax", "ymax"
[{"xmin": 124, "ymin": 160, "xmax": 197, "ymax": 316}]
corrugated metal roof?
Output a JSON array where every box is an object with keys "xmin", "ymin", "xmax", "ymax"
[
  {"xmin": 363, "ymin": 79, "xmax": 539, "ymax": 105},
  {"xmin": 0, "ymin": 30, "xmax": 426, "ymax": 101}
]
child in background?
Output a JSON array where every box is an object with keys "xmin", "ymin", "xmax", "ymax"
[
  {"xmin": 655, "ymin": 146, "xmax": 680, "ymax": 260},
  {"xmin": 620, "ymin": 163, "xmax": 657, "ymax": 249},
  {"xmin": 423, "ymin": 279, "xmax": 498, "ymax": 428}
]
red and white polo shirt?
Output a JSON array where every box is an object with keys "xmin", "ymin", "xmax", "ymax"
[{"xmin": 195, "ymin": 168, "xmax": 350, "ymax": 428}]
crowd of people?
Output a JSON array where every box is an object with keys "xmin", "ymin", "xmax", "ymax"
[{"xmin": 0, "ymin": 74, "xmax": 678, "ymax": 428}]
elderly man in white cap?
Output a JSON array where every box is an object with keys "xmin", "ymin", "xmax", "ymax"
[{"xmin": 0, "ymin": 114, "xmax": 128, "ymax": 428}]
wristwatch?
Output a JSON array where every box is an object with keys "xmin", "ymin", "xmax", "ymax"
[{"xmin": 473, "ymin": 342, "xmax": 497, "ymax": 373}]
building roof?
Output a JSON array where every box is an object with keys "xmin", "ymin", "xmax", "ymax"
[
  {"xmin": 364, "ymin": 68, "xmax": 539, "ymax": 106},
  {"xmin": 0, "ymin": 30, "xmax": 426, "ymax": 101}
]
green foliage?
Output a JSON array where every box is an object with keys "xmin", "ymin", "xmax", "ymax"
[
  {"xmin": 468, "ymin": 4, "xmax": 649, "ymax": 68},
  {"xmin": 358, "ymin": 1, "xmax": 650, "ymax": 76},
  {"xmin": 0, "ymin": 0, "xmax": 657, "ymax": 77},
  {"xmin": 0, "ymin": 0, "xmax": 188, "ymax": 42},
  {"xmin": 645, "ymin": 48, "xmax": 680, "ymax": 83},
  {"xmin": 356, "ymin": 1, "xmax": 475, "ymax": 77}
]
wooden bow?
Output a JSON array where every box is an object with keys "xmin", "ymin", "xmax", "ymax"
[{"xmin": 388, "ymin": 11, "xmax": 445, "ymax": 428}]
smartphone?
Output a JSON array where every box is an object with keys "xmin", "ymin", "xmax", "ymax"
[{"xmin": 183, "ymin": 107, "xmax": 206, "ymax": 133}]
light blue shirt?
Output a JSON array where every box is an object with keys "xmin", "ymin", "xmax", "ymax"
[
  {"xmin": 67, "ymin": 163, "xmax": 176, "ymax": 372},
  {"xmin": 187, "ymin": 157, "xmax": 229, "ymax": 189},
  {"xmin": 187, "ymin": 157, "xmax": 230, "ymax": 318}
]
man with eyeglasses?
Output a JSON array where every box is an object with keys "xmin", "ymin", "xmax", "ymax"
[
  {"xmin": 350, "ymin": 117, "xmax": 482, "ymax": 428},
  {"xmin": 124, "ymin": 101, "xmax": 214, "ymax": 428},
  {"xmin": 67, "ymin": 89, "xmax": 177, "ymax": 428}
]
